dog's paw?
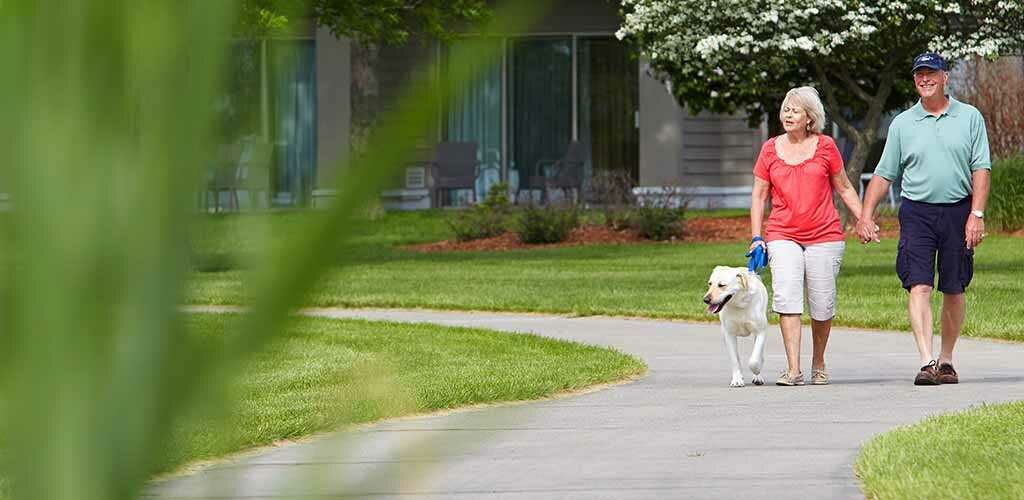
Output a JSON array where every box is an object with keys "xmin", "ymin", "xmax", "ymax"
[
  {"xmin": 748, "ymin": 358, "xmax": 764, "ymax": 374},
  {"xmin": 730, "ymin": 375, "xmax": 745, "ymax": 388},
  {"xmin": 751, "ymin": 375, "xmax": 765, "ymax": 385}
]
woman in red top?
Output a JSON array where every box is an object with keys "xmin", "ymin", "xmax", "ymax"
[{"xmin": 750, "ymin": 86, "xmax": 863, "ymax": 386}]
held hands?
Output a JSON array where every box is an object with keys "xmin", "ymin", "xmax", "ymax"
[
  {"xmin": 966, "ymin": 213, "xmax": 986, "ymax": 249},
  {"xmin": 856, "ymin": 218, "xmax": 881, "ymax": 244}
]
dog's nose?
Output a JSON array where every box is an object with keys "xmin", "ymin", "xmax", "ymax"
[{"xmin": 703, "ymin": 294, "xmax": 711, "ymax": 304}]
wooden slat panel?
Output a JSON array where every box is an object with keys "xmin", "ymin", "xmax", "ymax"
[
  {"xmin": 683, "ymin": 145, "xmax": 757, "ymax": 161},
  {"xmin": 683, "ymin": 119, "xmax": 760, "ymax": 134},
  {"xmin": 683, "ymin": 133, "xmax": 757, "ymax": 148},
  {"xmin": 683, "ymin": 158, "xmax": 755, "ymax": 174}
]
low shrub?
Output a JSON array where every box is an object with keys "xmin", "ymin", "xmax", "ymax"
[
  {"xmin": 588, "ymin": 170, "xmax": 636, "ymax": 230},
  {"xmin": 631, "ymin": 205, "xmax": 685, "ymax": 240},
  {"xmin": 446, "ymin": 182, "xmax": 511, "ymax": 242},
  {"xmin": 630, "ymin": 186, "xmax": 688, "ymax": 240},
  {"xmin": 605, "ymin": 209, "xmax": 633, "ymax": 231},
  {"xmin": 988, "ymin": 155, "xmax": 1024, "ymax": 231},
  {"xmin": 516, "ymin": 204, "xmax": 579, "ymax": 244}
]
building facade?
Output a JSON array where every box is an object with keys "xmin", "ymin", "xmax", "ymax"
[{"xmin": 222, "ymin": 0, "xmax": 764, "ymax": 210}]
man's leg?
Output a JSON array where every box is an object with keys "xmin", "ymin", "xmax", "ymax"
[
  {"xmin": 934, "ymin": 198, "xmax": 973, "ymax": 378},
  {"xmin": 908, "ymin": 284, "xmax": 935, "ymax": 366},
  {"xmin": 939, "ymin": 293, "xmax": 965, "ymax": 364}
]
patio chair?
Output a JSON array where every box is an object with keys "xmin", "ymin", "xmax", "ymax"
[
  {"xmin": 429, "ymin": 141, "xmax": 480, "ymax": 207},
  {"xmin": 238, "ymin": 140, "xmax": 273, "ymax": 209},
  {"xmin": 207, "ymin": 143, "xmax": 242, "ymax": 212},
  {"xmin": 527, "ymin": 141, "xmax": 584, "ymax": 204}
]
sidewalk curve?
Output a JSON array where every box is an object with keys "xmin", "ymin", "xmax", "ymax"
[{"xmin": 148, "ymin": 308, "xmax": 1024, "ymax": 499}]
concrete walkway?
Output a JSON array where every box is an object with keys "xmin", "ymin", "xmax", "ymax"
[{"xmin": 147, "ymin": 309, "xmax": 1024, "ymax": 499}]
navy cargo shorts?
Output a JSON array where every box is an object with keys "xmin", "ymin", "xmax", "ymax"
[{"xmin": 896, "ymin": 197, "xmax": 974, "ymax": 294}]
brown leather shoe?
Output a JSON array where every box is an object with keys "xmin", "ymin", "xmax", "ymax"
[
  {"xmin": 937, "ymin": 362, "xmax": 959, "ymax": 384},
  {"xmin": 914, "ymin": 360, "xmax": 940, "ymax": 386}
]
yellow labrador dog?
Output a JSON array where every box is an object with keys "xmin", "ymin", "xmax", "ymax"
[{"xmin": 703, "ymin": 266, "xmax": 769, "ymax": 387}]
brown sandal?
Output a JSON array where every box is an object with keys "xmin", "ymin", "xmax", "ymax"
[
  {"xmin": 914, "ymin": 360, "xmax": 940, "ymax": 386},
  {"xmin": 937, "ymin": 362, "xmax": 959, "ymax": 384}
]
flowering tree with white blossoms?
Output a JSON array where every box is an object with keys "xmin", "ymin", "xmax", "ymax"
[{"xmin": 617, "ymin": 0, "xmax": 1024, "ymax": 187}]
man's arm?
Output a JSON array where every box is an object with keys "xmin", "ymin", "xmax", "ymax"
[
  {"xmin": 966, "ymin": 110, "xmax": 992, "ymax": 249},
  {"xmin": 966, "ymin": 169, "xmax": 990, "ymax": 249},
  {"xmin": 858, "ymin": 122, "xmax": 902, "ymax": 243}
]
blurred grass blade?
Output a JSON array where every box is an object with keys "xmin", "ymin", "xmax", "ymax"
[
  {"xmin": 0, "ymin": 1, "xmax": 551, "ymax": 499},
  {"xmin": 1, "ymin": 2, "xmax": 234, "ymax": 499}
]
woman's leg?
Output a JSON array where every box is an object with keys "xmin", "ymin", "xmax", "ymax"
[
  {"xmin": 779, "ymin": 314, "xmax": 803, "ymax": 376},
  {"xmin": 767, "ymin": 240, "xmax": 806, "ymax": 377},
  {"xmin": 805, "ymin": 241, "xmax": 845, "ymax": 371},
  {"xmin": 810, "ymin": 319, "xmax": 831, "ymax": 371}
]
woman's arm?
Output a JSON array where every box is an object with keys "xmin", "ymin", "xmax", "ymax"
[
  {"xmin": 750, "ymin": 177, "xmax": 770, "ymax": 249},
  {"xmin": 830, "ymin": 169, "xmax": 862, "ymax": 222}
]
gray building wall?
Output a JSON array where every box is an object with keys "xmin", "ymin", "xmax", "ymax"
[
  {"xmin": 679, "ymin": 113, "xmax": 762, "ymax": 189},
  {"xmin": 638, "ymin": 60, "xmax": 761, "ymax": 207},
  {"xmin": 638, "ymin": 59, "xmax": 685, "ymax": 187},
  {"xmin": 513, "ymin": 0, "xmax": 621, "ymax": 33},
  {"xmin": 315, "ymin": 28, "xmax": 350, "ymax": 190}
]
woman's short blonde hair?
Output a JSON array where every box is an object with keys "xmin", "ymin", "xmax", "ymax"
[{"xmin": 780, "ymin": 86, "xmax": 826, "ymax": 134}]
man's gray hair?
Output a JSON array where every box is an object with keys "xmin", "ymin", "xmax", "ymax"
[{"xmin": 780, "ymin": 86, "xmax": 827, "ymax": 134}]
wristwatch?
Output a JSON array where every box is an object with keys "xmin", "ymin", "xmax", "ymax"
[{"xmin": 971, "ymin": 209, "xmax": 985, "ymax": 219}]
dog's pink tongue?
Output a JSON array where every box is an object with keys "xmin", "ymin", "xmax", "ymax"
[{"xmin": 707, "ymin": 304, "xmax": 717, "ymax": 314}]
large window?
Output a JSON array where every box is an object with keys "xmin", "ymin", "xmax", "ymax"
[
  {"xmin": 218, "ymin": 39, "xmax": 316, "ymax": 207},
  {"xmin": 509, "ymin": 38, "xmax": 573, "ymax": 190},
  {"xmin": 442, "ymin": 35, "xmax": 637, "ymax": 200},
  {"xmin": 270, "ymin": 40, "xmax": 317, "ymax": 206},
  {"xmin": 443, "ymin": 38, "xmax": 504, "ymax": 203}
]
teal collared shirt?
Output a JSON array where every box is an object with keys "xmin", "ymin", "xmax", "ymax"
[{"xmin": 873, "ymin": 96, "xmax": 991, "ymax": 204}]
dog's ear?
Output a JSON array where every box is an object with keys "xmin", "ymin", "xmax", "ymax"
[{"xmin": 737, "ymin": 271, "xmax": 749, "ymax": 290}]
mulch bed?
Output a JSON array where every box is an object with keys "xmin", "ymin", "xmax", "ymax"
[
  {"xmin": 406, "ymin": 224, "xmax": 648, "ymax": 253},
  {"xmin": 402, "ymin": 214, "xmax": 978, "ymax": 253}
]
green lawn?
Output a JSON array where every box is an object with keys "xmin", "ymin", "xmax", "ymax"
[
  {"xmin": 187, "ymin": 210, "xmax": 1024, "ymax": 342},
  {"xmin": 856, "ymin": 401, "xmax": 1024, "ymax": 500},
  {"xmin": 164, "ymin": 313, "xmax": 644, "ymax": 472}
]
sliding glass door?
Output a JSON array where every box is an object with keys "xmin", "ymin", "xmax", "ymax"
[
  {"xmin": 578, "ymin": 37, "xmax": 639, "ymax": 183},
  {"xmin": 509, "ymin": 38, "xmax": 573, "ymax": 190}
]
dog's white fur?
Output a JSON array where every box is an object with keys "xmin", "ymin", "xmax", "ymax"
[{"xmin": 703, "ymin": 266, "xmax": 769, "ymax": 387}]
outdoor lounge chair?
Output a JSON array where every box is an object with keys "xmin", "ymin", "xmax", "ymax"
[
  {"xmin": 238, "ymin": 140, "xmax": 273, "ymax": 209},
  {"xmin": 527, "ymin": 141, "xmax": 584, "ymax": 204},
  {"xmin": 206, "ymin": 143, "xmax": 242, "ymax": 212},
  {"xmin": 429, "ymin": 141, "xmax": 480, "ymax": 207}
]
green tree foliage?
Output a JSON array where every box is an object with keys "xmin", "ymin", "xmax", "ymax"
[
  {"xmin": 242, "ymin": 0, "xmax": 491, "ymax": 43},
  {"xmin": 617, "ymin": 0, "xmax": 1024, "ymax": 186}
]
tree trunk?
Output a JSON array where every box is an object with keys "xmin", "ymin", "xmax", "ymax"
[
  {"xmin": 836, "ymin": 127, "xmax": 883, "ymax": 226},
  {"xmin": 845, "ymin": 135, "xmax": 873, "ymax": 195}
]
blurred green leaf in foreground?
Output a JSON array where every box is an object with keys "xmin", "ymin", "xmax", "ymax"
[{"xmin": 0, "ymin": 1, "xmax": 548, "ymax": 499}]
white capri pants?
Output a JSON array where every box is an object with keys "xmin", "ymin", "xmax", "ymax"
[{"xmin": 766, "ymin": 240, "xmax": 845, "ymax": 321}]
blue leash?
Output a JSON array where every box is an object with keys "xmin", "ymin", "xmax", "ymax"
[{"xmin": 746, "ymin": 236, "xmax": 768, "ymax": 273}]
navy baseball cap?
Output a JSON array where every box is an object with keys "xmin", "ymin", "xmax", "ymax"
[{"xmin": 911, "ymin": 52, "xmax": 947, "ymax": 73}]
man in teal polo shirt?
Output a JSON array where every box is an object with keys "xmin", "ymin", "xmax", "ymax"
[{"xmin": 857, "ymin": 52, "xmax": 991, "ymax": 386}]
